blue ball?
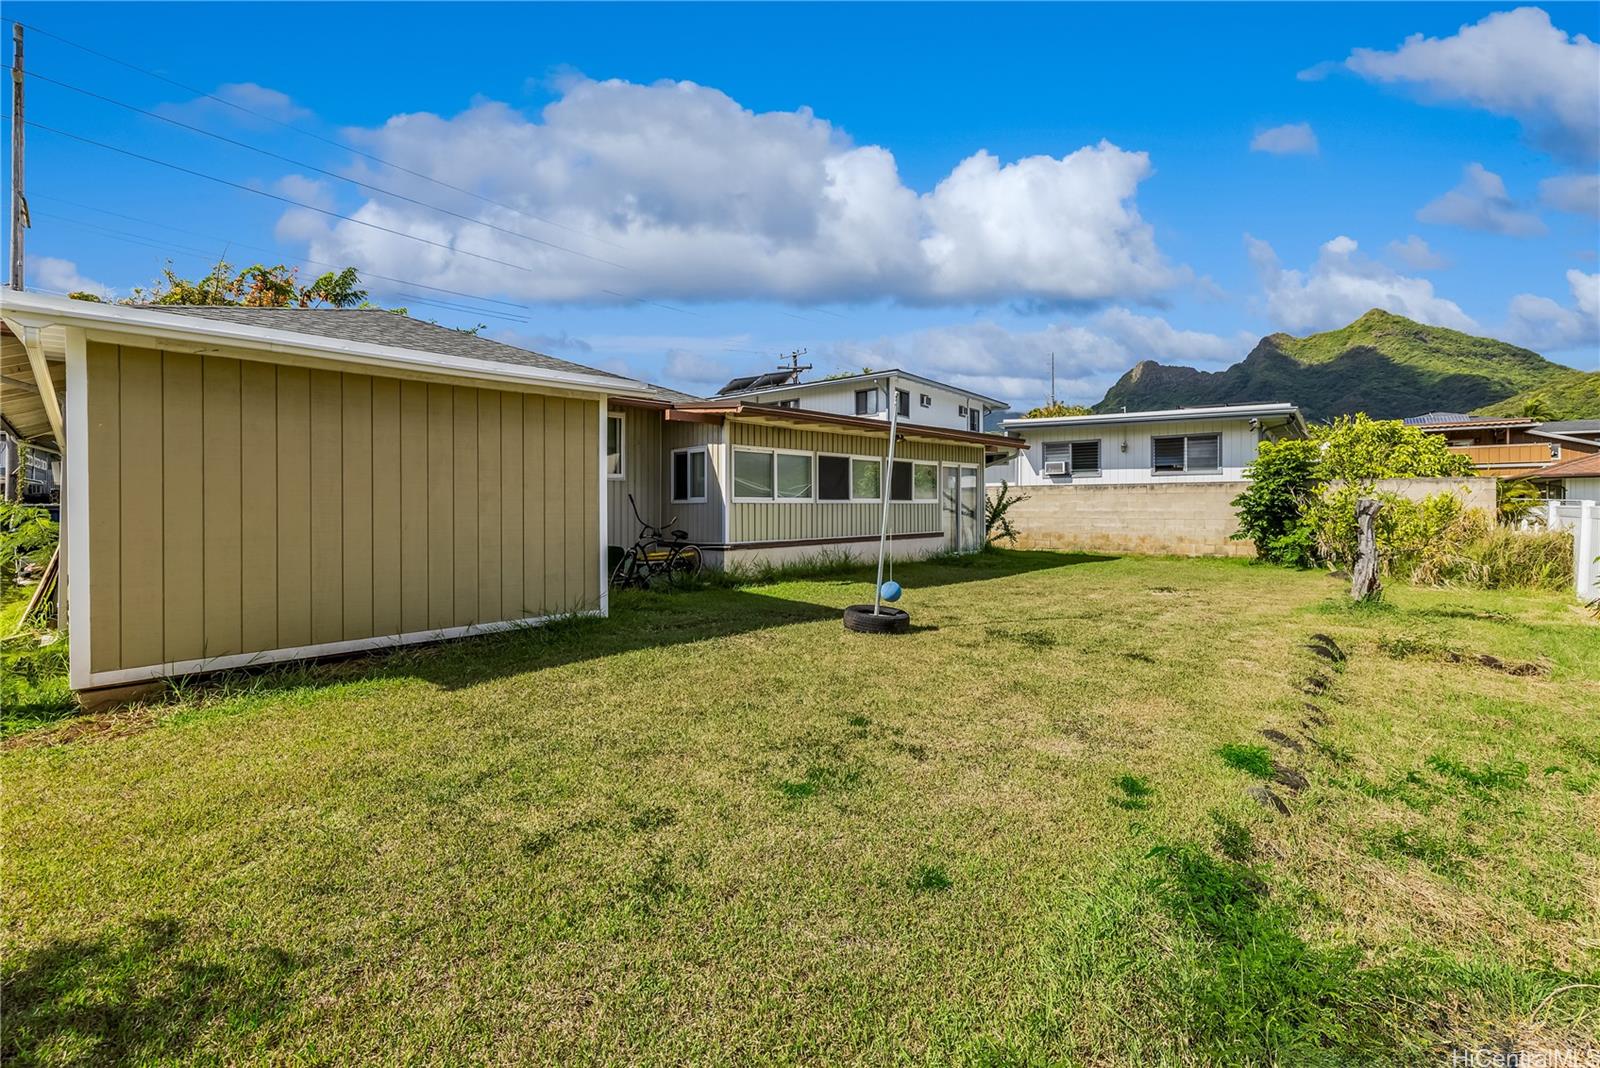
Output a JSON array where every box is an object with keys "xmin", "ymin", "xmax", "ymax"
[{"xmin": 879, "ymin": 580, "xmax": 903, "ymax": 602}]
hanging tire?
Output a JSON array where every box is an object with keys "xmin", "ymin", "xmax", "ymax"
[{"xmin": 843, "ymin": 604, "xmax": 910, "ymax": 634}]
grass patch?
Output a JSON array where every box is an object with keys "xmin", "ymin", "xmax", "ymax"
[
  {"xmin": 1216, "ymin": 743, "xmax": 1275, "ymax": 779},
  {"xmin": 3, "ymin": 552, "xmax": 1594, "ymax": 1063}
]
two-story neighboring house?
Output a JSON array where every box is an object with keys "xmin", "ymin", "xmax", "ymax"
[
  {"xmin": 711, "ymin": 368, "xmax": 1008, "ymax": 435},
  {"xmin": 1, "ymin": 428, "xmax": 61, "ymax": 504},
  {"xmin": 606, "ymin": 368, "xmax": 1024, "ymax": 568},
  {"xmin": 1403, "ymin": 413, "xmax": 1600, "ymax": 479}
]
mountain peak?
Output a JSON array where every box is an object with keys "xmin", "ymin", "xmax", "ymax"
[{"xmin": 1093, "ymin": 310, "xmax": 1590, "ymax": 421}]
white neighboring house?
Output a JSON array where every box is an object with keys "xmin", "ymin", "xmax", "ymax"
[
  {"xmin": 713, "ymin": 368, "xmax": 1007, "ymax": 435},
  {"xmin": 992, "ymin": 402, "xmax": 1308, "ymax": 486}
]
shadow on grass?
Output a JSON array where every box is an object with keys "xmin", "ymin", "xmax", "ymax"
[
  {"xmin": 0, "ymin": 916, "xmax": 298, "ymax": 1066},
  {"xmin": 11, "ymin": 549, "xmax": 1112, "ymax": 732}
]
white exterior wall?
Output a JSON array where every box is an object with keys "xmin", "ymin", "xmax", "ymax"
[
  {"xmin": 1010, "ymin": 417, "xmax": 1263, "ymax": 487},
  {"xmin": 1560, "ymin": 477, "xmax": 1600, "ymax": 502},
  {"xmin": 733, "ymin": 379, "xmax": 992, "ymax": 433}
]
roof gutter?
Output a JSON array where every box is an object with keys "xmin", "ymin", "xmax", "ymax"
[{"xmin": 0, "ymin": 290, "xmax": 656, "ymax": 399}]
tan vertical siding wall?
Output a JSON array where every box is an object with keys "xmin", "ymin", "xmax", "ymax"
[
  {"xmin": 84, "ymin": 342, "xmax": 600, "ymax": 678},
  {"xmin": 606, "ymin": 405, "xmax": 666, "ymax": 548},
  {"xmin": 725, "ymin": 421, "xmax": 983, "ymax": 544},
  {"xmin": 662, "ymin": 419, "xmax": 725, "ymax": 544}
]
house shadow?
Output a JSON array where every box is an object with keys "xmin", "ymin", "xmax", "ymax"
[{"xmin": 0, "ymin": 916, "xmax": 299, "ymax": 1066}]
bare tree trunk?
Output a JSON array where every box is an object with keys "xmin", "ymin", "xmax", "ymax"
[{"xmin": 1351, "ymin": 497, "xmax": 1382, "ymax": 601}]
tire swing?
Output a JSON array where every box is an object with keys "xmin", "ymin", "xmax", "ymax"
[{"xmin": 844, "ymin": 373, "xmax": 911, "ymax": 635}]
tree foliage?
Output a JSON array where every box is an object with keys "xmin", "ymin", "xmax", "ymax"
[
  {"xmin": 1233, "ymin": 415, "xmax": 1477, "ymax": 569},
  {"xmin": 125, "ymin": 261, "xmax": 370, "ymax": 309},
  {"xmin": 1023, "ymin": 401, "xmax": 1092, "ymax": 418},
  {"xmin": 985, "ymin": 481, "xmax": 1030, "ymax": 545}
]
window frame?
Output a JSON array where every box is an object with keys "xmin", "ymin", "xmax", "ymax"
[
  {"xmin": 730, "ymin": 446, "xmax": 815, "ymax": 503},
  {"xmin": 1151, "ymin": 433, "xmax": 1222, "ymax": 475},
  {"xmin": 890, "ymin": 459, "xmax": 940, "ymax": 501},
  {"xmin": 849, "ymin": 456, "xmax": 883, "ymax": 502},
  {"xmin": 1042, "ymin": 438, "xmax": 1102, "ymax": 478},
  {"xmin": 896, "ymin": 388, "xmax": 911, "ymax": 418},
  {"xmin": 853, "ymin": 388, "xmax": 882, "ymax": 416},
  {"xmin": 670, "ymin": 446, "xmax": 708, "ymax": 504},
  {"xmin": 606, "ymin": 412, "xmax": 626, "ymax": 480},
  {"xmin": 967, "ymin": 407, "xmax": 982, "ymax": 432}
]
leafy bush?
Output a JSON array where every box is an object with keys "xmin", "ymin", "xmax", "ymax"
[
  {"xmin": 1, "ymin": 500, "xmax": 58, "ymax": 587},
  {"xmin": 985, "ymin": 481, "xmax": 1031, "ymax": 545},
  {"xmin": 1310, "ymin": 486, "xmax": 1464, "ymax": 576},
  {"xmin": 1232, "ymin": 438, "xmax": 1321, "ymax": 566}
]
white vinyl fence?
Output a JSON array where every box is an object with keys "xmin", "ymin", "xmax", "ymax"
[{"xmin": 1548, "ymin": 500, "xmax": 1599, "ymax": 601}]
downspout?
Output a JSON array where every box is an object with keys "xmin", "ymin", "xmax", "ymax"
[{"xmin": 873, "ymin": 373, "xmax": 900, "ymax": 615}]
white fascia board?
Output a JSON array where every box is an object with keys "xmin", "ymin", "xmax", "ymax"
[
  {"xmin": 1004, "ymin": 403, "xmax": 1302, "ymax": 430},
  {"xmin": 0, "ymin": 290, "xmax": 654, "ymax": 399},
  {"xmin": 728, "ymin": 367, "xmax": 1010, "ymax": 410}
]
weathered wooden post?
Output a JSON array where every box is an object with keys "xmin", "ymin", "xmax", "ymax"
[{"xmin": 1351, "ymin": 496, "xmax": 1382, "ymax": 601}]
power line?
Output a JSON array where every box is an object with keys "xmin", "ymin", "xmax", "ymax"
[
  {"xmin": 25, "ymin": 120, "xmax": 628, "ymax": 283},
  {"xmin": 32, "ymin": 209, "xmax": 536, "ymax": 323},
  {"xmin": 7, "ymin": 64, "xmax": 633, "ymax": 271},
  {"xmin": 1, "ymin": 16, "xmax": 624, "ymax": 250},
  {"xmin": 32, "ymin": 192, "xmax": 532, "ymax": 312}
]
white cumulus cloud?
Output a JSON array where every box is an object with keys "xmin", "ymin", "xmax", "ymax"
[
  {"xmin": 1539, "ymin": 173, "xmax": 1600, "ymax": 219},
  {"xmin": 285, "ymin": 77, "xmax": 1185, "ymax": 307},
  {"xmin": 1331, "ymin": 7, "xmax": 1600, "ymax": 161},
  {"xmin": 1246, "ymin": 234, "xmax": 1477, "ymax": 333},
  {"xmin": 823, "ymin": 309, "xmax": 1252, "ymax": 410},
  {"xmin": 30, "ymin": 256, "xmax": 112, "ymax": 298},
  {"xmin": 1416, "ymin": 163, "xmax": 1546, "ymax": 236},
  {"xmin": 1387, "ymin": 235, "xmax": 1451, "ymax": 270},
  {"xmin": 1250, "ymin": 123, "xmax": 1319, "ymax": 155},
  {"xmin": 1504, "ymin": 269, "xmax": 1600, "ymax": 354},
  {"xmin": 159, "ymin": 82, "xmax": 313, "ymax": 129}
]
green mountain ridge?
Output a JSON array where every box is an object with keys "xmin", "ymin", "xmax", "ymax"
[{"xmin": 1092, "ymin": 309, "xmax": 1596, "ymax": 421}]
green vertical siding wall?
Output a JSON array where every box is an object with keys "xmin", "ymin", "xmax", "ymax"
[
  {"xmin": 726, "ymin": 421, "xmax": 983, "ymax": 544},
  {"xmin": 606, "ymin": 405, "xmax": 666, "ymax": 548}
]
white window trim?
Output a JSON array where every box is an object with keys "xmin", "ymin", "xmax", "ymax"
[
  {"xmin": 731, "ymin": 446, "xmax": 817, "ymax": 504},
  {"xmin": 1151, "ymin": 432, "xmax": 1222, "ymax": 475},
  {"xmin": 890, "ymin": 458, "xmax": 941, "ymax": 502},
  {"xmin": 1042, "ymin": 438, "xmax": 1103, "ymax": 478},
  {"xmin": 671, "ymin": 446, "xmax": 708, "ymax": 503},
  {"xmin": 849, "ymin": 455, "xmax": 883, "ymax": 503},
  {"xmin": 606, "ymin": 412, "xmax": 626, "ymax": 480}
]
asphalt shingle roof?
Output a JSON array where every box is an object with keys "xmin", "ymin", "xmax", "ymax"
[{"xmin": 143, "ymin": 306, "xmax": 624, "ymax": 380}]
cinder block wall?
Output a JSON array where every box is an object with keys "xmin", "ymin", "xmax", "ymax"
[
  {"xmin": 993, "ymin": 483, "xmax": 1253, "ymax": 557},
  {"xmin": 1369, "ymin": 477, "xmax": 1497, "ymax": 514}
]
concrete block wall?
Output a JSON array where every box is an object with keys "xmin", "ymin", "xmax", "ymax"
[
  {"xmin": 993, "ymin": 482, "xmax": 1253, "ymax": 557},
  {"xmin": 1368, "ymin": 477, "xmax": 1497, "ymax": 515}
]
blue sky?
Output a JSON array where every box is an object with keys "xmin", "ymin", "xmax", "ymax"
[{"xmin": 7, "ymin": 2, "xmax": 1598, "ymax": 406}]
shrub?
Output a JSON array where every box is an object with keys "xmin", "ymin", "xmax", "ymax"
[
  {"xmin": 1310, "ymin": 487, "xmax": 1463, "ymax": 577},
  {"xmin": 1409, "ymin": 514, "xmax": 1573, "ymax": 590},
  {"xmin": 985, "ymin": 481, "xmax": 1030, "ymax": 546},
  {"xmin": 1232, "ymin": 438, "xmax": 1321, "ymax": 566},
  {"xmin": 1, "ymin": 501, "xmax": 58, "ymax": 587}
]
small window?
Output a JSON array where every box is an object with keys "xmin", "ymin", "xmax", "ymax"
[
  {"xmin": 606, "ymin": 414, "xmax": 625, "ymax": 479},
  {"xmin": 1152, "ymin": 433, "xmax": 1221, "ymax": 473},
  {"xmin": 891, "ymin": 460, "xmax": 939, "ymax": 501},
  {"xmin": 919, "ymin": 393, "xmax": 932, "ymax": 408},
  {"xmin": 1043, "ymin": 440, "xmax": 1100, "ymax": 477},
  {"xmin": 672, "ymin": 448, "xmax": 707, "ymax": 502},
  {"xmin": 896, "ymin": 389, "xmax": 911, "ymax": 418},
  {"xmin": 818, "ymin": 455, "xmax": 851, "ymax": 500},
  {"xmin": 968, "ymin": 408, "xmax": 982, "ymax": 432},
  {"xmin": 776, "ymin": 452, "xmax": 813, "ymax": 499},
  {"xmin": 854, "ymin": 388, "xmax": 882, "ymax": 416},
  {"xmin": 851, "ymin": 458, "xmax": 881, "ymax": 500},
  {"xmin": 733, "ymin": 448, "xmax": 775, "ymax": 499}
]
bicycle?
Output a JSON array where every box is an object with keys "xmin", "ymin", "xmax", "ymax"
[{"xmin": 610, "ymin": 493, "xmax": 705, "ymax": 589}]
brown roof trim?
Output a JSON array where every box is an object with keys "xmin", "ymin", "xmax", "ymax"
[
  {"xmin": 1415, "ymin": 418, "xmax": 1537, "ymax": 431},
  {"xmin": 1528, "ymin": 452, "xmax": 1600, "ymax": 480},
  {"xmin": 669, "ymin": 400, "xmax": 1026, "ymax": 451}
]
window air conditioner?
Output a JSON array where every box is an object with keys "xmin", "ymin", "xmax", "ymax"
[{"xmin": 1043, "ymin": 461, "xmax": 1068, "ymax": 476}]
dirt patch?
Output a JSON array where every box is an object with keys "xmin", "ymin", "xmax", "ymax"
[
  {"xmin": 2, "ymin": 705, "xmax": 163, "ymax": 751},
  {"xmin": 1262, "ymin": 728, "xmax": 1304, "ymax": 753}
]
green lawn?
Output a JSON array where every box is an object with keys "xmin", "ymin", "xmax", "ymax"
[{"xmin": 3, "ymin": 551, "xmax": 1597, "ymax": 1065}]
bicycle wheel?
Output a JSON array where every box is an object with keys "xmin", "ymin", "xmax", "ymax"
[
  {"xmin": 663, "ymin": 544, "xmax": 704, "ymax": 586},
  {"xmin": 610, "ymin": 548, "xmax": 643, "ymax": 589}
]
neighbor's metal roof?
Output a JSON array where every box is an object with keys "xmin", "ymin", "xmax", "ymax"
[{"xmin": 1005, "ymin": 401, "xmax": 1304, "ymax": 431}]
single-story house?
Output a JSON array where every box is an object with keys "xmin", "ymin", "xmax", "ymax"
[
  {"xmin": 1403, "ymin": 412, "xmax": 1599, "ymax": 479},
  {"xmin": 607, "ymin": 370, "xmax": 1024, "ymax": 568},
  {"xmin": 0, "ymin": 291, "xmax": 660, "ymax": 695},
  {"xmin": 1527, "ymin": 451, "xmax": 1600, "ymax": 503},
  {"xmin": 0, "ymin": 292, "xmax": 1024, "ymax": 694},
  {"xmin": 987, "ymin": 402, "xmax": 1308, "ymax": 557}
]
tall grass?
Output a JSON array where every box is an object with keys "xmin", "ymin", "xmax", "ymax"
[{"xmin": 1410, "ymin": 523, "xmax": 1573, "ymax": 591}]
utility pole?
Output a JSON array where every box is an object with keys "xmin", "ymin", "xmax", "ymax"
[{"xmin": 10, "ymin": 23, "xmax": 25, "ymax": 291}]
